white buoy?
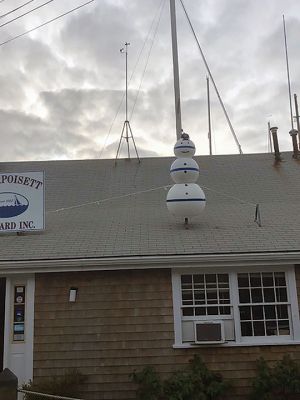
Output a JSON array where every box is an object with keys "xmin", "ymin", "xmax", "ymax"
[
  {"xmin": 170, "ymin": 158, "xmax": 199, "ymax": 183},
  {"xmin": 174, "ymin": 138, "xmax": 195, "ymax": 158},
  {"xmin": 166, "ymin": 183, "xmax": 206, "ymax": 217},
  {"xmin": 166, "ymin": 131, "xmax": 205, "ymax": 223}
]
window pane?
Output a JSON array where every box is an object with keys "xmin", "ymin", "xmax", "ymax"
[
  {"xmin": 195, "ymin": 307, "xmax": 206, "ymax": 316},
  {"xmin": 266, "ymin": 320, "xmax": 278, "ymax": 336},
  {"xmin": 194, "ymin": 275, "xmax": 204, "ymax": 289},
  {"xmin": 252, "ymin": 305, "xmax": 264, "ymax": 320},
  {"xmin": 239, "ymin": 289, "xmax": 250, "ymax": 303},
  {"xmin": 262, "ymin": 273, "xmax": 274, "ymax": 287},
  {"xmin": 276, "ymin": 288, "xmax": 287, "ymax": 302},
  {"xmin": 207, "ymin": 290, "xmax": 217, "ymax": 304},
  {"xmin": 219, "ymin": 306, "xmax": 231, "ymax": 315},
  {"xmin": 238, "ymin": 273, "xmax": 249, "ymax": 288},
  {"xmin": 182, "ymin": 308, "xmax": 194, "ymax": 316},
  {"xmin": 181, "ymin": 275, "xmax": 192, "ymax": 289},
  {"xmin": 182, "ymin": 290, "xmax": 193, "ymax": 305},
  {"xmin": 241, "ymin": 321, "xmax": 253, "ymax": 336},
  {"xmin": 217, "ymin": 274, "xmax": 229, "ymax": 287},
  {"xmin": 277, "ymin": 305, "xmax": 288, "ymax": 319},
  {"xmin": 194, "ymin": 290, "xmax": 205, "ymax": 304},
  {"xmin": 219, "ymin": 289, "xmax": 230, "ymax": 304},
  {"xmin": 253, "ymin": 321, "xmax": 265, "ymax": 336},
  {"xmin": 240, "ymin": 306, "xmax": 251, "ymax": 321},
  {"xmin": 278, "ymin": 320, "xmax": 290, "ymax": 335},
  {"xmin": 250, "ymin": 273, "xmax": 262, "ymax": 287},
  {"xmin": 205, "ymin": 274, "xmax": 217, "ymax": 287},
  {"xmin": 264, "ymin": 305, "xmax": 276, "ymax": 320},
  {"xmin": 251, "ymin": 288, "xmax": 263, "ymax": 303},
  {"xmin": 274, "ymin": 272, "xmax": 286, "ymax": 287},
  {"xmin": 263, "ymin": 288, "xmax": 275, "ymax": 303},
  {"xmin": 207, "ymin": 306, "xmax": 219, "ymax": 315}
]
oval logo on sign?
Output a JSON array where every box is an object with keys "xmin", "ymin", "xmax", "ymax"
[{"xmin": 0, "ymin": 192, "xmax": 29, "ymax": 218}]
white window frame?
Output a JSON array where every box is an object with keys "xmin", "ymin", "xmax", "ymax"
[{"xmin": 172, "ymin": 265, "xmax": 300, "ymax": 348}]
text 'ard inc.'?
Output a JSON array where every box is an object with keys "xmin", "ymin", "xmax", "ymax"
[{"xmin": 0, "ymin": 221, "xmax": 35, "ymax": 231}]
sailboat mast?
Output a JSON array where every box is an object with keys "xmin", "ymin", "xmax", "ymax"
[
  {"xmin": 170, "ymin": 0, "xmax": 182, "ymax": 140},
  {"xmin": 207, "ymin": 76, "xmax": 212, "ymax": 155},
  {"xmin": 283, "ymin": 15, "xmax": 294, "ymax": 130}
]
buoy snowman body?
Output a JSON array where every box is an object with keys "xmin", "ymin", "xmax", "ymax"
[{"xmin": 166, "ymin": 132, "xmax": 206, "ymax": 221}]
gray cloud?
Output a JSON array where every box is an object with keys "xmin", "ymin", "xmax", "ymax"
[{"xmin": 0, "ymin": 0, "xmax": 299, "ymax": 162}]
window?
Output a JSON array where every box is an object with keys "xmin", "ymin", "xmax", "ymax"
[
  {"xmin": 172, "ymin": 266, "xmax": 300, "ymax": 347},
  {"xmin": 181, "ymin": 273, "xmax": 231, "ymax": 317},
  {"xmin": 238, "ymin": 272, "xmax": 290, "ymax": 338}
]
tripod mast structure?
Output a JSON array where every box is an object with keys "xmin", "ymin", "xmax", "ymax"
[{"xmin": 115, "ymin": 42, "xmax": 140, "ymax": 164}]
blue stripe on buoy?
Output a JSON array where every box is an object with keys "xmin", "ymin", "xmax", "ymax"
[
  {"xmin": 166, "ymin": 198, "xmax": 206, "ymax": 202},
  {"xmin": 170, "ymin": 167, "xmax": 199, "ymax": 173},
  {"xmin": 174, "ymin": 145, "xmax": 195, "ymax": 149}
]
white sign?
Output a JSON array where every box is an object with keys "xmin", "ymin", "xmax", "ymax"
[{"xmin": 0, "ymin": 172, "xmax": 45, "ymax": 233}]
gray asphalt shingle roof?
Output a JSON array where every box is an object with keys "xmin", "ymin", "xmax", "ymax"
[{"xmin": 1, "ymin": 152, "xmax": 300, "ymax": 262}]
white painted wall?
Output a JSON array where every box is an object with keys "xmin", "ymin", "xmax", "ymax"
[{"xmin": 3, "ymin": 275, "xmax": 35, "ymax": 387}]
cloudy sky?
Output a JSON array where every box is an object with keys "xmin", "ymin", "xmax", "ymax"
[{"xmin": 0, "ymin": 0, "xmax": 299, "ymax": 161}]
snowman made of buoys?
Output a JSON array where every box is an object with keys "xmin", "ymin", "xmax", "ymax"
[{"xmin": 166, "ymin": 131, "xmax": 206, "ymax": 224}]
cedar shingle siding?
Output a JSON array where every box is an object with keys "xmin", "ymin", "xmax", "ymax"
[{"xmin": 34, "ymin": 267, "xmax": 300, "ymax": 400}]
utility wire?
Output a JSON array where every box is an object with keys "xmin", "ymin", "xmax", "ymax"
[
  {"xmin": 130, "ymin": 0, "xmax": 166, "ymax": 120},
  {"xmin": 0, "ymin": 0, "xmax": 54, "ymax": 29},
  {"xmin": 0, "ymin": 0, "xmax": 35, "ymax": 19},
  {"xmin": 179, "ymin": 0, "xmax": 243, "ymax": 155},
  {"xmin": 0, "ymin": 0, "xmax": 95, "ymax": 46}
]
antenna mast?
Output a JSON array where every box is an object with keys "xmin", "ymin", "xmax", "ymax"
[
  {"xmin": 170, "ymin": 0, "xmax": 182, "ymax": 140},
  {"xmin": 115, "ymin": 42, "xmax": 140, "ymax": 164},
  {"xmin": 283, "ymin": 15, "xmax": 294, "ymax": 131},
  {"xmin": 207, "ymin": 76, "xmax": 212, "ymax": 155}
]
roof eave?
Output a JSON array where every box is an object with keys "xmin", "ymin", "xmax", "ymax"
[{"xmin": 0, "ymin": 251, "xmax": 299, "ymax": 274}]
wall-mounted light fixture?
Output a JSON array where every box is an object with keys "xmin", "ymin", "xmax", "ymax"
[{"xmin": 69, "ymin": 287, "xmax": 78, "ymax": 302}]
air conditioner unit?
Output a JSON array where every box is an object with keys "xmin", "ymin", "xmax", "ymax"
[{"xmin": 194, "ymin": 321, "xmax": 225, "ymax": 344}]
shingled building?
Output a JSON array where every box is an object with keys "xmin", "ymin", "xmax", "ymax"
[{"xmin": 1, "ymin": 152, "xmax": 300, "ymax": 399}]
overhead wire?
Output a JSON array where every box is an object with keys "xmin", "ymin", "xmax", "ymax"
[
  {"xmin": 0, "ymin": 0, "xmax": 35, "ymax": 19},
  {"xmin": 99, "ymin": 0, "xmax": 166, "ymax": 158},
  {"xmin": 179, "ymin": 0, "xmax": 243, "ymax": 155},
  {"xmin": 0, "ymin": 0, "xmax": 55, "ymax": 29},
  {"xmin": 0, "ymin": 0, "xmax": 95, "ymax": 47},
  {"xmin": 130, "ymin": 0, "xmax": 166, "ymax": 121}
]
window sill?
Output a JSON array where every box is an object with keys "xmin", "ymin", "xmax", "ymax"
[{"xmin": 173, "ymin": 340, "xmax": 300, "ymax": 349}]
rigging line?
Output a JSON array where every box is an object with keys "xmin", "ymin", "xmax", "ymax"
[
  {"xmin": 48, "ymin": 185, "xmax": 172, "ymax": 213},
  {"xmin": 128, "ymin": 0, "xmax": 165, "ymax": 86},
  {"xmin": 201, "ymin": 184, "xmax": 256, "ymax": 206},
  {"xmin": 179, "ymin": 0, "xmax": 243, "ymax": 155},
  {"xmin": 0, "ymin": 0, "xmax": 36, "ymax": 19},
  {"xmin": 0, "ymin": 0, "xmax": 95, "ymax": 47},
  {"xmin": 48, "ymin": 180, "xmax": 258, "ymax": 214},
  {"xmin": 130, "ymin": 0, "xmax": 166, "ymax": 121},
  {"xmin": 99, "ymin": 0, "xmax": 165, "ymax": 158},
  {"xmin": 0, "ymin": 0, "xmax": 54, "ymax": 29},
  {"xmin": 0, "ymin": 0, "xmax": 34, "ymax": 19}
]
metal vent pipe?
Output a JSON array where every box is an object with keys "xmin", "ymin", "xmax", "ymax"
[
  {"xmin": 289, "ymin": 129, "xmax": 299, "ymax": 159},
  {"xmin": 270, "ymin": 127, "xmax": 281, "ymax": 162}
]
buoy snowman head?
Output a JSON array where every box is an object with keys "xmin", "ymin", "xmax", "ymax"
[{"xmin": 166, "ymin": 132, "xmax": 206, "ymax": 224}]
